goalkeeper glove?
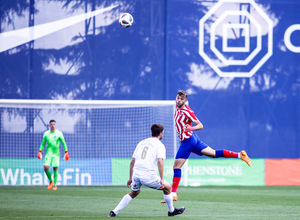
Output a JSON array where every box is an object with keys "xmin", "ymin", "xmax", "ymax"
[
  {"xmin": 64, "ymin": 151, "xmax": 69, "ymax": 161},
  {"xmin": 37, "ymin": 150, "xmax": 42, "ymax": 159}
]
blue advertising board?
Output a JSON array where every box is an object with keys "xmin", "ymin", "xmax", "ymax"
[
  {"xmin": 0, "ymin": 159, "xmax": 111, "ymax": 185},
  {"xmin": 0, "ymin": 0, "xmax": 299, "ymax": 159}
]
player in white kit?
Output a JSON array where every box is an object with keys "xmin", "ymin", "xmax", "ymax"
[{"xmin": 108, "ymin": 124, "xmax": 185, "ymax": 217}]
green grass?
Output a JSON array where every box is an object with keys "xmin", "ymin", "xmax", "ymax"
[{"xmin": 0, "ymin": 186, "xmax": 300, "ymax": 219}]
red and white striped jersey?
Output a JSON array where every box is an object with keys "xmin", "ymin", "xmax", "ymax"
[{"xmin": 174, "ymin": 105, "xmax": 198, "ymax": 141}]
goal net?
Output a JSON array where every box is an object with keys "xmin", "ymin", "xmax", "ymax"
[{"xmin": 0, "ymin": 99, "xmax": 177, "ymax": 186}]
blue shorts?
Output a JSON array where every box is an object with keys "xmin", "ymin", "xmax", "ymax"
[{"xmin": 175, "ymin": 134, "xmax": 208, "ymax": 159}]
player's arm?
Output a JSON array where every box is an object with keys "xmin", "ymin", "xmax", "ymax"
[
  {"xmin": 60, "ymin": 133, "xmax": 69, "ymax": 161},
  {"xmin": 183, "ymin": 108, "xmax": 204, "ymax": 132},
  {"xmin": 37, "ymin": 135, "xmax": 46, "ymax": 159},
  {"xmin": 60, "ymin": 136, "xmax": 68, "ymax": 152},
  {"xmin": 127, "ymin": 157, "xmax": 135, "ymax": 187},
  {"xmin": 185, "ymin": 119, "xmax": 203, "ymax": 131},
  {"xmin": 157, "ymin": 158, "xmax": 165, "ymax": 189}
]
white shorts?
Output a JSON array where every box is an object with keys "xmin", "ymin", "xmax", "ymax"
[{"xmin": 131, "ymin": 173, "xmax": 162, "ymax": 191}]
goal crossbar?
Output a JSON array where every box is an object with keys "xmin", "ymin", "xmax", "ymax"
[{"xmin": 0, "ymin": 99, "xmax": 175, "ymax": 109}]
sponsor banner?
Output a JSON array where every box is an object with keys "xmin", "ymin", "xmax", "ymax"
[
  {"xmin": 111, "ymin": 158, "xmax": 176, "ymax": 185},
  {"xmin": 186, "ymin": 159, "xmax": 264, "ymax": 186},
  {"xmin": 265, "ymin": 159, "xmax": 300, "ymax": 186},
  {"xmin": 111, "ymin": 158, "xmax": 264, "ymax": 186},
  {"xmin": 111, "ymin": 158, "xmax": 131, "ymax": 185},
  {"xmin": 0, "ymin": 158, "xmax": 111, "ymax": 185}
]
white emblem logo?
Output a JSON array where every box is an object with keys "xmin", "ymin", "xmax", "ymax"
[
  {"xmin": 0, "ymin": 4, "xmax": 118, "ymax": 53},
  {"xmin": 199, "ymin": 0, "xmax": 273, "ymax": 77}
]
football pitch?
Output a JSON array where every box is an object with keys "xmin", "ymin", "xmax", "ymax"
[{"xmin": 1, "ymin": 186, "xmax": 300, "ymax": 219}]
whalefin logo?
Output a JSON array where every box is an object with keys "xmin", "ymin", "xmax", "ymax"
[{"xmin": 0, "ymin": 4, "xmax": 118, "ymax": 53}]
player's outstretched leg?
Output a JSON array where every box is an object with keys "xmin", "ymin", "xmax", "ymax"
[
  {"xmin": 214, "ymin": 149, "xmax": 252, "ymax": 166},
  {"xmin": 240, "ymin": 150, "xmax": 251, "ymax": 166},
  {"xmin": 168, "ymin": 206, "xmax": 186, "ymax": 216},
  {"xmin": 108, "ymin": 211, "xmax": 116, "ymax": 217},
  {"xmin": 109, "ymin": 193, "xmax": 133, "ymax": 217}
]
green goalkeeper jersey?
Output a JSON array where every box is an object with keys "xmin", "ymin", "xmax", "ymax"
[{"xmin": 39, "ymin": 129, "xmax": 68, "ymax": 156}]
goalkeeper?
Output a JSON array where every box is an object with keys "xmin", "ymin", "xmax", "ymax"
[{"xmin": 37, "ymin": 119, "xmax": 69, "ymax": 190}]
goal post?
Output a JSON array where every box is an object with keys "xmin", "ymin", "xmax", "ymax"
[{"xmin": 0, "ymin": 99, "xmax": 179, "ymax": 186}]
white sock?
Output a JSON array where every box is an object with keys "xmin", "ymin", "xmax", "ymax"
[
  {"xmin": 164, "ymin": 194, "xmax": 175, "ymax": 213},
  {"xmin": 113, "ymin": 194, "xmax": 132, "ymax": 214}
]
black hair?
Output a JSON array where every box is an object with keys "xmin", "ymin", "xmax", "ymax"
[
  {"xmin": 177, "ymin": 90, "xmax": 188, "ymax": 98},
  {"xmin": 49, "ymin": 119, "xmax": 56, "ymax": 123},
  {"xmin": 151, "ymin": 123, "xmax": 164, "ymax": 137}
]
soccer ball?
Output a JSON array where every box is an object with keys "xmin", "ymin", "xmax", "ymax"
[{"xmin": 119, "ymin": 13, "xmax": 133, "ymax": 28}]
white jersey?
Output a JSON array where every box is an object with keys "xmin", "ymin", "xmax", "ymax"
[{"xmin": 132, "ymin": 137, "xmax": 166, "ymax": 176}]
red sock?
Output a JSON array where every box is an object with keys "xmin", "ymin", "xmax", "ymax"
[
  {"xmin": 223, "ymin": 150, "xmax": 239, "ymax": 158},
  {"xmin": 171, "ymin": 176, "xmax": 181, "ymax": 193}
]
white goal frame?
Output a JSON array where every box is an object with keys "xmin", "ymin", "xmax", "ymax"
[{"xmin": 0, "ymin": 99, "xmax": 178, "ymax": 157}]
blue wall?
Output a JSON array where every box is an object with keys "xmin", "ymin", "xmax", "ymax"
[{"xmin": 0, "ymin": 0, "xmax": 299, "ymax": 158}]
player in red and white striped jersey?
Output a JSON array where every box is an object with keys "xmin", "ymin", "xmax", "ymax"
[
  {"xmin": 174, "ymin": 104, "xmax": 199, "ymax": 141},
  {"xmin": 161, "ymin": 90, "xmax": 252, "ymax": 204}
]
